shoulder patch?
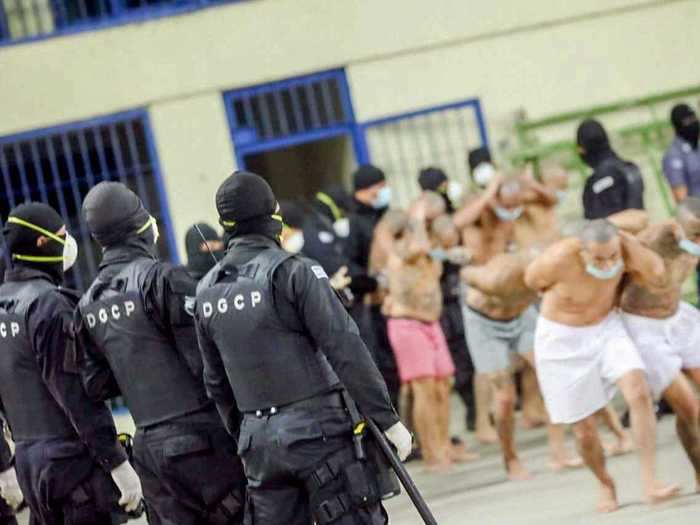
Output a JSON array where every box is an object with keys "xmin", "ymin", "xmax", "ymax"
[
  {"xmin": 318, "ymin": 231, "xmax": 334, "ymax": 244},
  {"xmin": 592, "ymin": 176, "xmax": 614, "ymax": 194},
  {"xmin": 310, "ymin": 265, "xmax": 328, "ymax": 280},
  {"xmin": 671, "ymin": 157, "xmax": 684, "ymax": 170}
]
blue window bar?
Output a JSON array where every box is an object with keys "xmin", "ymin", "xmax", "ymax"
[
  {"xmin": 224, "ymin": 69, "xmax": 362, "ymax": 167},
  {"xmin": 0, "ymin": 0, "xmax": 236, "ymax": 44},
  {"xmin": 358, "ymin": 99, "xmax": 489, "ymax": 207},
  {"xmin": 0, "ymin": 110, "xmax": 176, "ymax": 290}
]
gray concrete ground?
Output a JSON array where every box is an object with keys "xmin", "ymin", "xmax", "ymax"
[{"xmin": 13, "ymin": 403, "xmax": 700, "ymax": 524}]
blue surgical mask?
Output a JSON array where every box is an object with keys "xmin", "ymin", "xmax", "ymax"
[
  {"xmin": 429, "ymin": 249, "xmax": 448, "ymax": 261},
  {"xmin": 493, "ymin": 206, "xmax": 523, "ymax": 222},
  {"xmin": 373, "ymin": 186, "xmax": 392, "ymax": 209},
  {"xmin": 679, "ymin": 238, "xmax": 700, "ymax": 257},
  {"xmin": 585, "ymin": 259, "xmax": 623, "ymax": 280}
]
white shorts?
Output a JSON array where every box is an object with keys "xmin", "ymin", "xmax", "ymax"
[
  {"xmin": 622, "ymin": 302, "xmax": 700, "ymax": 398},
  {"xmin": 534, "ymin": 311, "xmax": 645, "ymax": 424}
]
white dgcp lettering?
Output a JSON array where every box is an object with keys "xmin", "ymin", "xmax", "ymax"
[{"xmin": 86, "ymin": 300, "xmax": 136, "ymax": 328}]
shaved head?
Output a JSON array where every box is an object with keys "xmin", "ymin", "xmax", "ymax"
[
  {"xmin": 498, "ymin": 179, "xmax": 522, "ymax": 199},
  {"xmin": 579, "ymin": 219, "xmax": 618, "ymax": 246},
  {"xmin": 422, "ymin": 191, "xmax": 446, "ymax": 220},
  {"xmin": 431, "ymin": 214, "xmax": 459, "ymax": 248},
  {"xmin": 380, "ymin": 209, "xmax": 409, "ymax": 237}
]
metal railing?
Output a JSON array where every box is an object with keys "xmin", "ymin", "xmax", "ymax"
[{"xmin": 0, "ymin": 0, "xmax": 236, "ymax": 44}]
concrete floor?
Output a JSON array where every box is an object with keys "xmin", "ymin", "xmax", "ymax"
[{"xmin": 13, "ymin": 407, "xmax": 700, "ymax": 524}]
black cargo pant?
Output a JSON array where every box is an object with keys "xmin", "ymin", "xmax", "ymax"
[
  {"xmin": 14, "ymin": 439, "xmax": 125, "ymax": 525},
  {"xmin": 238, "ymin": 394, "xmax": 388, "ymax": 525},
  {"xmin": 441, "ymin": 300, "xmax": 475, "ymax": 428},
  {"xmin": 133, "ymin": 420, "xmax": 246, "ymax": 525}
]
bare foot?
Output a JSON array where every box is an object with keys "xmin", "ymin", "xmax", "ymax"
[
  {"xmin": 597, "ymin": 481, "xmax": 619, "ymax": 513},
  {"xmin": 476, "ymin": 428, "xmax": 498, "ymax": 444},
  {"xmin": 520, "ymin": 417, "xmax": 547, "ymax": 430},
  {"xmin": 548, "ymin": 456, "xmax": 584, "ymax": 472},
  {"xmin": 449, "ymin": 442, "xmax": 480, "ymax": 463},
  {"xmin": 506, "ymin": 458, "xmax": 533, "ymax": 481},
  {"xmin": 424, "ymin": 459, "xmax": 453, "ymax": 474},
  {"xmin": 604, "ymin": 436, "xmax": 634, "ymax": 457},
  {"xmin": 645, "ymin": 482, "xmax": 681, "ymax": 504}
]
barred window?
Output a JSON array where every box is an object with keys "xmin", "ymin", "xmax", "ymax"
[{"xmin": 0, "ymin": 111, "xmax": 175, "ymax": 289}]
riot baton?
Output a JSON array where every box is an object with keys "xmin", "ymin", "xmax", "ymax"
[{"xmin": 365, "ymin": 418, "xmax": 438, "ymax": 525}]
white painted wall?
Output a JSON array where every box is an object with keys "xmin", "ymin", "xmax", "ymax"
[{"xmin": 1, "ymin": 0, "xmax": 697, "ymax": 255}]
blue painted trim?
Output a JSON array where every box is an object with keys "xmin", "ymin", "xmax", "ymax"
[
  {"xmin": 358, "ymin": 98, "xmax": 489, "ymax": 164},
  {"xmin": 360, "ymin": 98, "xmax": 482, "ymax": 129},
  {"xmin": 0, "ymin": 109, "xmax": 147, "ymax": 144},
  {"xmin": 0, "ymin": 0, "xmax": 247, "ymax": 48},
  {"xmin": 142, "ymin": 112, "xmax": 180, "ymax": 265},
  {"xmin": 224, "ymin": 68, "xmax": 366, "ymax": 170},
  {"xmin": 236, "ymin": 126, "xmax": 353, "ymax": 157}
]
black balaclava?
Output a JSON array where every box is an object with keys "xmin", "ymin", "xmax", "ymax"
[
  {"xmin": 576, "ymin": 118, "xmax": 613, "ymax": 168},
  {"xmin": 671, "ymin": 104, "xmax": 699, "ymax": 149},
  {"xmin": 185, "ymin": 223, "xmax": 222, "ymax": 278},
  {"xmin": 418, "ymin": 167, "xmax": 453, "ymax": 213},
  {"xmin": 216, "ymin": 171, "xmax": 282, "ymax": 245},
  {"xmin": 3, "ymin": 202, "xmax": 66, "ymax": 283},
  {"xmin": 315, "ymin": 184, "xmax": 351, "ymax": 222},
  {"xmin": 467, "ymin": 146, "xmax": 492, "ymax": 172},
  {"xmin": 278, "ymin": 200, "xmax": 307, "ymax": 230},
  {"xmin": 82, "ymin": 181, "xmax": 156, "ymax": 249},
  {"xmin": 353, "ymin": 165, "xmax": 385, "ymax": 192}
]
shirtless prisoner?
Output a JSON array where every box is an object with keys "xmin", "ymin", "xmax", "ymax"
[
  {"xmin": 384, "ymin": 193, "xmax": 457, "ymax": 471},
  {"xmin": 458, "ymin": 179, "xmax": 543, "ymax": 479},
  {"xmin": 525, "ymin": 220, "xmax": 679, "ymax": 512},
  {"xmin": 621, "ymin": 197, "xmax": 700, "ymax": 492}
]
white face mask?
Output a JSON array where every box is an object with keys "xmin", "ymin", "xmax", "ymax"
[
  {"xmin": 679, "ymin": 238, "xmax": 700, "ymax": 257},
  {"xmin": 63, "ymin": 233, "xmax": 78, "ymax": 271},
  {"xmin": 333, "ymin": 217, "xmax": 350, "ymax": 238},
  {"xmin": 283, "ymin": 231, "xmax": 305, "ymax": 254},
  {"xmin": 473, "ymin": 163, "xmax": 495, "ymax": 188},
  {"xmin": 493, "ymin": 205, "xmax": 523, "ymax": 222},
  {"xmin": 447, "ymin": 181, "xmax": 464, "ymax": 204},
  {"xmin": 585, "ymin": 259, "xmax": 623, "ymax": 280},
  {"xmin": 372, "ymin": 187, "xmax": 392, "ymax": 209},
  {"xmin": 556, "ymin": 190, "xmax": 568, "ymax": 203}
]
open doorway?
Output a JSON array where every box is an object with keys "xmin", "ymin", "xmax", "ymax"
[{"xmin": 243, "ymin": 134, "xmax": 356, "ymax": 200}]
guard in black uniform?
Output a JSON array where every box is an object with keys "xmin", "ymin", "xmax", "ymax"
[
  {"xmin": 0, "ymin": 423, "xmax": 19, "ymax": 525},
  {"xmin": 185, "ymin": 222, "xmax": 224, "ymax": 281},
  {"xmin": 75, "ymin": 182, "xmax": 246, "ymax": 525},
  {"xmin": 577, "ymin": 118, "xmax": 645, "ymax": 220},
  {"xmin": 0, "ymin": 203, "xmax": 142, "ymax": 525},
  {"xmin": 195, "ymin": 172, "xmax": 412, "ymax": 525}
]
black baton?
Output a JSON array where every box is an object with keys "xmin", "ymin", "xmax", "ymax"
[{"xmin": 365, "ymin": 419, "xmax": 438, "ymax": 525}]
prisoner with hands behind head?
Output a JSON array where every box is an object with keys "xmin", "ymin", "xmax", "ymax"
[
  {"xmin": 417, "ymin": 167, "xmax": 476, "ymax": 434},
  {"xmin": 620, "ymin": 197, "xmax": 700, "ymax": 492},
  {"xmin": 0, "ymin": 202, "xmax": 143, "ymax": 525},
  {"xmin": 76, "ymin": 182, "xmax": 246, "ymax": 525},
  {"xmin": 194, "ymin": 171, "xmax": 410, "ymax": 525},
  {"xmin": 525, "ymin": 219, "xmax": 680, "ymax": 512}
]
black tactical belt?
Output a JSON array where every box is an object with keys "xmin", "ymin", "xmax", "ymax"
[{"xmin": 245, "ymin": 391, "xmax": 344, "ymax": 417}]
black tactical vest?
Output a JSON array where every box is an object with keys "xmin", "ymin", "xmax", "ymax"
[
  {"xmin": 0, "ymin": 278, "xmax": 76, "ymax": 440},
  {"xmin": 79, "ymin": 258, "xmax": 210, "ymax": 428},
  {"xmin": 197, "ymin": 249, "xmax": 340, "ymax": 412}
]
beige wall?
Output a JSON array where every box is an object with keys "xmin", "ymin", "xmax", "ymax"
[
  {"xmin": 148, "ymin": 93, "xmax": 235, "ymax": 250},
  {"xmin": 1, "ymin": 0, "xmax": 698, "ymax": 255}
]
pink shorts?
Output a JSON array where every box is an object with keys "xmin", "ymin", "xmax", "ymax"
[{"xmin": 387, "ymin": 319, "xmax": 456, "ymax": 383}]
